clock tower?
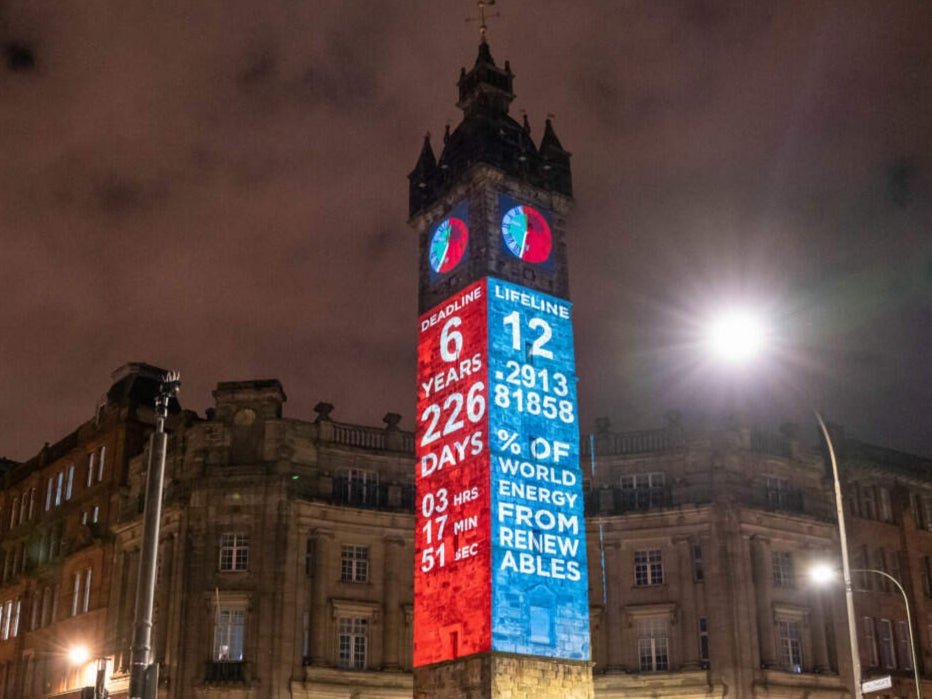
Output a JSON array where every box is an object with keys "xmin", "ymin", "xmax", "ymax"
[{"xmin": 410, "ymin": 36, "xmax": 593, "ymax": 699}]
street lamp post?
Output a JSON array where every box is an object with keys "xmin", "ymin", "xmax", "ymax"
[
  {"xmin": 128, "ymin": 371, "xmax": 180, "ymax": 699},
  {"xmin": 702, "ymin": 309, "xmax": 863, "ymax": 697},
  {"xmin": 95, "ymin": 656, "xmax": 108, "ymax": 699},
  {"xmin": 815, "ymin": 411, "xmax": 863, "ymax": 699}
]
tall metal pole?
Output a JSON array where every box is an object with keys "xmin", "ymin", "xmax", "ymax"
[
  {"xmin": 815, "ymin": 411, "xmax": 863, "ymax": 699},
  {"xmin": 853, "ymin": 568, "xmax": 922, "ymax": 698},
  {"xmin": 129, "ymin": 372, "xmax": 180, "ymax": 699}
]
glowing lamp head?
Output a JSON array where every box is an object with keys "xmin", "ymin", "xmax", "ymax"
[
  {"xmin": 704, "ymin": 309, "xmax": 768, "ymax": 365},
  {"xmin": 809, "ymin": 563, "xmax": 836, "ymax": 586},
  {"xmin": 68, "ymin": 645, "xmax": 90, "ymax": 666}
]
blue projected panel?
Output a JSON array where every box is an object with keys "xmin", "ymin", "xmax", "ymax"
[{"xmin": 486, "ymin": 277, "xmax": 590, "ymax": 661}]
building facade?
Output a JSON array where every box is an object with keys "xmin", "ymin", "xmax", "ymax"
[{"xmin": 2, "ymin": 368, "xmax": 931, "ymax": 698}]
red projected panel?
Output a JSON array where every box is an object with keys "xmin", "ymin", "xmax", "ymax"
[{"xmin": 414, "ymin": 279, "xmax": 490, "ymax": 666}]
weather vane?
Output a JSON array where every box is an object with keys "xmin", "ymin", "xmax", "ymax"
[{"xmin": 466, "ymin": 0, "xmax": 500, "ymax": 42}]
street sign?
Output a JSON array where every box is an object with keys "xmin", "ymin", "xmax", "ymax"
[{"xmin": 861, "ymin": 676, "xmax": 893, "ymax": 693}]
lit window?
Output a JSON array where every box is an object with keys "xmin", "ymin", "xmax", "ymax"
[
  {"xmin": 219, "ymin": 533, "xmax": 249, "ymax": 572},
  {"xmin": 778, "ymin": 620, "xmax": 802, "ymax": 672},
  {"xmin": 87, "ymin": 453, "xmax": 95, "ymax": 487},
  {"xmin": 71, "ymin": 572, "xmax": 81, "ymax": 617},
  {"xmin": 337, "ymin": 617, "xmax": 368, "ymax": 669},
  {"xmin": 83, "ymin": 568, "xmax": 92, "ymax": 613},
  {"xmin": 11, "ymin": 599, "xmax": 20, "ymax": 638},
  {"xmin": 634, "ymin": 550, "xmax": 663, "ymax": 586},
  {"xmin": 0, "ymin": 600, "xmax": 10, "ymax": 640},
  {"xmin": 214, "ymin": 607, "xmax": 245, "ymax": 661},
  {"xmin": 97, "ymin": 446, "xmax": 106, "ymax": 482},
  {"xmin": 637, "ymin": 617, "xmax": 669, "ymax": 672},
  {"xmin": 772, "ymin": 551, "xmax": 795, "ymax": 588},
  {"xmin": 340, "ymin": 546, "xmax": 369, "ymax": 583},
  {"xmin": 66, "ymin": 465, "xmax": 75, "ymax": 501},
  {"xmin": 55, "ymin": 472, "xmax": 63, "ymax": 507}
]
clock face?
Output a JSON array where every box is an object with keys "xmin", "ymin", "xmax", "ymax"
[
  {"xmin": 429, "ymin": 217, "xmax": 469, "ymax": 273},
  {"xmin": 501, "ymin": 205, "xmax": 552, "ymax": 263}
]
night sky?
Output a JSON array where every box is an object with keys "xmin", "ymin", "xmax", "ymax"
[{"xmin": 2, "ymin": 1, "xmax": 930, "ymax": 462}]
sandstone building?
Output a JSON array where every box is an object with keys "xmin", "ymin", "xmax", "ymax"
[{"xmin": 1, "ymin": 364, "xmax": 931, "ymax": 698}]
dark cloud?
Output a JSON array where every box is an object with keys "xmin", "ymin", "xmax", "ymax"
[{"xmin": 1, "ymin": 1, "xmax": 931, "ymax": 461}]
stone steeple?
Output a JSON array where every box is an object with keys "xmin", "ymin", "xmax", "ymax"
[{"xmin": 408, "ymin": 39, "xmax": 572, "ymax": 218}]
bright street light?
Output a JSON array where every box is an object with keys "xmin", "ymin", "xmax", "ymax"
[
  {"xmin": 68, "ymin": 645, "xmax": 90, "ymax": 666},
  {"xmin": 702, "ymin": 308, "xmax": 769, "ymax": 365}
]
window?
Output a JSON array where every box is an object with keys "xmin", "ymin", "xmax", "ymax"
[
  {"xmin": 83, "ymin": 568, "xmax": 92, "ymax": 613},
  {"xmin": 621, "ymin": 472, "xmax": 667, "ymax": 509},
  {"xmin": 877, "ymin": 619, "xmax": 896, "ymax": 669},
  {"xmin": 854, "ymin": 547, "xmax": 871, "ymax": 590},
  {"xmin": 68, "ymin": 567, "xmax": 92, "ymax": 617},
  {"xmin": 9, "ymin": 600, "xmax": 19, "ymax": 638},
  {"xmin": 778, "ymin": 620, "xmax": 802, "ymax": 672},
  {"xmin": 305, "ymin": 538, "xmax": 314, "ymax": 576},
  {"xmin": 861, "ymin": 485, "xmax": 877, "ymax": 520},
  {"xmin": 97, "ymin": 446, "xmax": 106, "ymax": 482},
  {"xmin": 889, "ymin": 550, "xmax": 902, "ymax": 587},
  {"xmin": 87, "ymin": 453, "xmax": 95, "ymax": 487},
  {"xmin": 698, "ymin": 617, "xmax": 710, "ymax": 666},
  {"xmin": 55, "ymin": 471, "xmax": 63, "ymax": 507},
  {"xmin": 8, "ymin": 496, "xmax": 17, "ymax": 529},
  {"xmin": 896, "ymin": 621, "xmax": 912, "ymax": 670},
  {"xmin": 338, "ymin": 617, "xmax": 368, "ymax": 669},
  {"xmin": 214, "ymin": 607, "xmax": 245, "ymax": 661},
  {"xmin": 915, "ymin": 494, "xmax": 932, "ymax": 531},
  {"xmin": 634, "ymin": 550, "xmax": 664, "ymax": 586},
  {"xmin": 692, "ymin": 544, "xmax": 704, "ymax": 582},
  {"xmin": 765, "ymin": 476, "xmax": 797, "ymax": 510},
  {"xmin": 878, "ymin": 487, "xmax": 893, "ymax": 522},
  {"xmin": 340, "ymin": 546, "xmax": 369, "ymax": 583},
  {"xmin": 862, "ymin": 617, "xmax": 879, "ymax": 667},
  {"xmin": 637, "ymin": 617, "xmax": 669, "ymax": 672},
  {"xmin": 66, "ymin": 465, "xmax": 74, "ymax": 501},
  {"xmin": 219, "ymin": 533, "xmax": 249, "ymax": 572},
  {"xmin": 874, "ymin": 550, "xmax": 889, "ymax": 592},
  {"xmin": 71, "ymin": 572, "xmax": 81, "ymax": 616},
  {"xmin": 772, "ymin": 551, "xmax": 795, "ymax": 587},
  {"xmin": 340, "ymin": 468, "xmax": 379, "ymax": 506},
  {"xmin": 0, "ymin": 600, "xmax": 9, "ymax": 640},
  {"xmin": 45, "ymin": 478, "xmax": 52, "ymax": 511},
  {"xmin": 27, "ymin": 488, "xmax": 36, "ymax": 520}
]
